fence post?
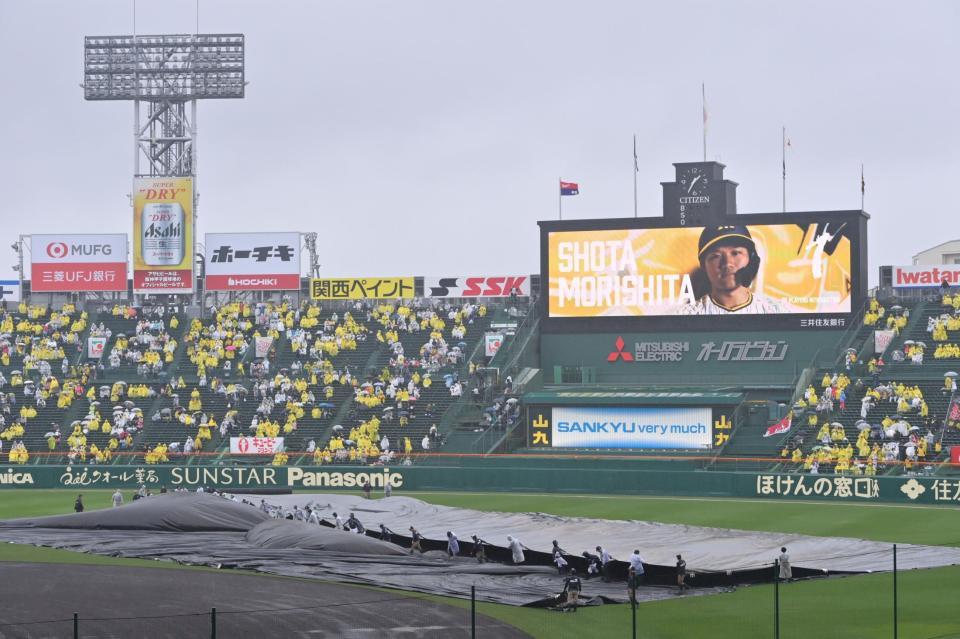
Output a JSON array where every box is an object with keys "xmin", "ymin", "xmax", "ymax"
[
  {"xmin": 471, "ymin": 585, "xmax": 476, "ymax": 639},
  {"xmin": 774, "ymin": 561, "xmax": 780, "ymax": 639},
  {"xmin": 893, "ymin": 544, "xmax": 898, "ymax": 639},
  {"xmin": 73, "ymin": 612, "xmax": 78, "ymax": 639},
  {"xmin": 211, "ymin": 607, "xmax": 217, "ymax": 639}
]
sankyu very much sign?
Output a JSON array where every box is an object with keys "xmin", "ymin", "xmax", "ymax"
[
  {"xmin": 30, "ymin": 234, "xmax": 127, "ymax": 292},
  {"xmin": 892, "ymin": 265, "xmax": 960, "ymax": 288},
  {"xmin": 205, "ymin": 232, "xmax": 301, "ymax": 291},
  {"xmin": 425, "ymin": 276, "xmax": 530, "ymax": 297},
  {"xmin": 528, "ymin": 406, "xmax": 715, "ymax": 449}
]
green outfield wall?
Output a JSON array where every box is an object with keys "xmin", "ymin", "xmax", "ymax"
[{"xmin": 1, "ymin": 464, "xmax": 957, "ymax": 506}]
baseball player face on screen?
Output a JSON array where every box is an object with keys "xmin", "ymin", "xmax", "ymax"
[{"xmin": 684, "ymin": 225, "xmax": 781, "ymax": 315}]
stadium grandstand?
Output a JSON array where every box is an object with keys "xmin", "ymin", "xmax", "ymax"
[{"xmin": 2, "ymin": 6, "xmax": 959, "ymax": 636}]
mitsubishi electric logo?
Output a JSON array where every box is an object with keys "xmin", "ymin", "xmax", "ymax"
[{"xmin": 607, "ymin": 336, "xmax": 633, "ymax": 362}]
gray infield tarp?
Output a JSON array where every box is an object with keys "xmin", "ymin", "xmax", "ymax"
[{"xmin": 1, "ymin": 493, "xmax": 957, "ymax": 606}]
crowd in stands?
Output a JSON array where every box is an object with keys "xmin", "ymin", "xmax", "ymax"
[
  {"xmin": 310, "ymin": 300, "xmax": 488, "ymax": 464},
  {"xmin": 0, "ymin": 303, "xmax": 93, "ymax": 464},
  {"xmin": 0, "ymin": 294, "xmax": 509, "ymax": 466},
  {"xmin": 102, "ymin": 312, "xmax": 179, "ymax": 377},
  {"xmin": 782, "ymin": 366, "xmax": 948, "ymax": 475}
]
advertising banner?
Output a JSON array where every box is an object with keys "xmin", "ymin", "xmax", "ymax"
[
  {"xmin": 30, "ymin": 234, "xmax": 127, "ymax": 292},
  {"xmin": 546, "ymin": 406, "xmax": 714, "ymax": 449},
  {"xmin": 205, "ymin": 232, "xmax": 300, "ymax": 291},
  {"xmin": 484, "ymin": 333, "xmax": 504, "ymax": 357},
  {"xmin": 425, "ymin": 276, "xmax": 530, "ymax": 298},
  {"xmin": 892, "ymin": 265, "xmax": 960, "ymax": 288},
  {"xmin": 87, "ymin": 337, "xmax": 107, "ymax": 359},
  {"xmin": 0, "ymin": 280, "xmax": 20, "ymax": 304},
  {"xmin": 310, "ymin": 277, "xmax": 414, "ymax": 300},
  {"xmin": 254, "ymin": 336, "xmax": 274, "ymax": 358},
  {"xmin": 133, "ymin": 178, "xmax": 194, "ymax": 293},
  {"xmin": 874, "ymin": 330, "xmax": 895, "ymax": 354},
  {"xmin": 548, "ymin": 221, "xmax": 852, "ymax": 318},
  {"xmin": 229, "ymin": 437, "xmax": 284, "ymax": 454}
]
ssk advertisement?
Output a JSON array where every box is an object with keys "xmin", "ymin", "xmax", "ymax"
[
  {"xmin": 205, "ymin": 232, "xmax": 301, "ymax": 291},
  {"xmin": 133, "ymin": 177, "xmax": 194, "ymax": 294},
  {"xmin": 424, "ymin": 276, "xmax": 530, "ymax": 297},
  {"xmin": 30, "ymin": 234, "xmax": 127, "ymax": 292}
]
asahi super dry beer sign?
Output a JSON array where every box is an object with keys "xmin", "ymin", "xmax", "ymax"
[{"xmin": 133, "ymin": 178, "xmax": 194, "ymax": 293}]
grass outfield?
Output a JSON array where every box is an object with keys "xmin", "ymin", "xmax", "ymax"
[{"xmin": 1, "ymin": 490, "xmax": 959, "ymax": 639}]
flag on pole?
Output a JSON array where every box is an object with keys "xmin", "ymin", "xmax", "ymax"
[
  {"xmin": 560, "ymin": 181, "xmax": 579, "ymax": 196},
  {"xmin": 633, "ymin": 135, "xmax": 639, "ymax": 173},
  {"xmin": 861, "ymin": 164, "xmax": 865, "ymax": 195},
  {"xmin": 782, "ymin": 129, "xmax": 791, "ymax": 176},
  {"xmin": 702, "ymin": 84, "xmax": 708, "ymax": 131},
  {"xmin": 763, "ymin": 412, "xmax": 792, "ymax": 438}
]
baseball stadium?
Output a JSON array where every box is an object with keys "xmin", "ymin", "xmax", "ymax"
[{"xmin": 2, "ymin": 9, "xmax": 960, "ymax": 639}]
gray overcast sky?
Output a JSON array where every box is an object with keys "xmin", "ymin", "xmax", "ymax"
[{"xmin": 0, "ymin": 0, "xmax": 957, "ymax": 285}]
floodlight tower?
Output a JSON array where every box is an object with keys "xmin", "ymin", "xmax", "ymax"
[
  {"xmin": 82, "ymin": 34, "xmax": 244, "ymax": 301},
  {"xmin": 83, "ymin": 33, "xmax": 245, "ymax": 181}
]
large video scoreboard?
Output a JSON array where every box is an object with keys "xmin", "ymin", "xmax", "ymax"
[{"xmin": 540, "ymin": 210, "xmax": 869, "ymax": 332}]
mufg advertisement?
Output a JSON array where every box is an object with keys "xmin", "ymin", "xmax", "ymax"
[{"xmin": 551, "ymin": 406, "xmax": 713, "ymax": 449}]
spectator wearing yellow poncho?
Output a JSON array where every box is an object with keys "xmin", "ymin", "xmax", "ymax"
[
  {"xmin": 188, "ymin": 389, "xmax": 202, "ymax": 411},
  {"xmin": 8, "ymin": 442, "xmax": 29, "ymax": 464},
  {"xmin": 1, "ymin": 423, "xmax": 25, "ymax": 441}
]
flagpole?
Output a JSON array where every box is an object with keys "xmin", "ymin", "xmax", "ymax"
[
  {"xmin": 558, "ymin": 177, "xmax": 562, "ymax": 220},
  {"xmin": 860, "ymin": 162, "xmax": 867, "ymax": 211},
  {"xmin": 781, "ymin": 126, "xmax": 786, "ymax": 213},
  {"xmin": 633, "ymin": 134, "xmax": 638, "ymax": 218},
  {"xmin": 701, "ymin": 83, "xmax": 707, "ymax": 162}
]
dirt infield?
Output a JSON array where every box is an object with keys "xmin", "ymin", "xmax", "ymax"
[{"xmin": 0, "ymin": 563, "xmax": 529, "ymax": 638}]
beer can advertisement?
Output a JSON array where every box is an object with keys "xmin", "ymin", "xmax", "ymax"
[
  {"xmin": 205, "ymin": 232, "xmax": 301, "ymax": 291},
  {"xmin": 547, "ymin": 221, "xmax": 852, "ymax": 318},
  {"xmin": 133, "ymin": 177, "xmax": 194, "ymax": 293},
  {"xmin": 30, "ymin": 234, "xmax": 127, "ymax": 292}
]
